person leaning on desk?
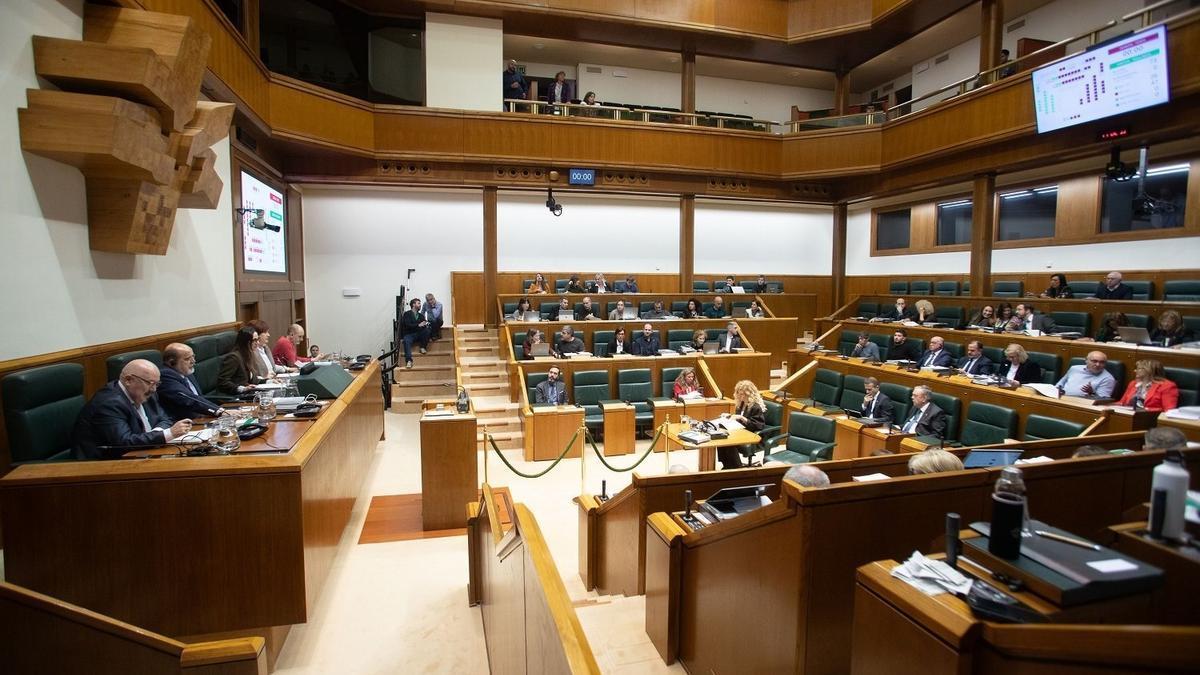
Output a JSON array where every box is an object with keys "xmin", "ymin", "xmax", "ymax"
[
  {"xmin": 683, "ymin": 298, "xmax": 703, "ymax": 319},
  {"xmin": 642, "ymin": 300, "xmax": 669, "ymax": 319},
  {"xmin": 71, "ymin": 359, "xmax": 193, "ymax": 460},
  {"xmin": 717, "ymin": 322, "xmax": 742, "ymax": 353},
  {"xmin": 861, "ymin": 376, "xmax": 895, "ymax": 425},
  {"xmin": 522, "ymin": 329, "xmax": 545, "ymax": 359},
  {"xmin": 886, "ymin": 328, "xmax": 921, "ymax": 361},
  {"xmin": 576, "ymin": 296, "xmax": 599, "ymax": 321},
  {"xmin": 673, "ymin": 367, "xmax": 701, "ymax": 398},
  {"xmin": 565, "ymin": 275, "xmax": 586, "ymax": 294},
  {"xmin": 608, "ymin": 299, "xmax": 629, "ymax": 320},
  {"xmin": 555, "ymin": 326, "xmax": 584, "ymax": 355},
  {"xmin": 850, "ymin": 333, "xmax": 881, "ymax": 360},
  {"xmin": 717, "ymin": 380, "xmax": 766, "ymax": 470},
  {"xmin": 690, "ymin": 329, "xmax": 708, "ymax": 352}
]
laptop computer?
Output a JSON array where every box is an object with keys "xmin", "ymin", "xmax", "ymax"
[
  {"xmin": 557, "ymin": 310, "xmax": 574, "ymax": 321},
  {"xmin": 521, "ymin": 310, "xmax": 540, "ymax": 322},
  {"xmin": 1117, "ymin": 326, "xmax": 1154, "ymax": 345},
  {"xmin": 622, "ymin": 307, "xmax": 639, "ymax": 320},
  {"xmin": 530, "ymin": 343, "xmax": 551, "ymax": 357},
  {"xmin": 730, "ymin": 285, "xmax": 746, "ymax": 294},
  {"xmin": 699, "ymin": 484, "xmax": 772, "ymax": 521},
  {"xmin": 963, "ymin": 449, "xmax": 1024, "ymax": 468},
  {"xmin": 702, "ymin": 342, "xmax": 720, "ymax": 354}
]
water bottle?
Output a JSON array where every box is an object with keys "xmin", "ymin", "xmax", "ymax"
[
  {"xmin": 1149, "ymin": 450, "xmax": 1189, "ymax": 541},
  {"xmin": 989, "ymin": 466, "xmax": 1027, "ymax": 559},
  {"xmin": 257, "ymin": 390, "xmax": 277, "ymax": 421}
]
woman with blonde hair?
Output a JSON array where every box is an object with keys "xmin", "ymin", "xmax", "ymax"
[
  {"xmin": 1151, "ymin": 310, "xmax": 1195, "ymax": 346},
  {"xmin": 690, "ymin": 329, "xmax": 707, "ymax": 351},
  {"xmin": 673, "ymin": 367, "xmax": 701, "ymax": 398},
  {"xmin": 1118, "ymin": 359, "xmax": 1180, "ymax": 411},
  {"xmin": 908, "ymin": 449, "xmax": 964, "ymax": 475},
  {"xmin": 999, "ymin": 343, "xmax": 1042, "ymax": 384},
  {"xmin": 719, "ymin": 380, "xmax": 766, "ymax": 470},
  {"xmin": 914, "ymin": 299, "xmax": 935, "ymax": 323}
]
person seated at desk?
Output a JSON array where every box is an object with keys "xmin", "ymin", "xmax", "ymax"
[
  {"xmin": 879, "ymin": 297, "xmax": 917, "ymax": 322},
  {"xmin": 908, "ymin": 448, "xmax": 963, "ymax": 475},
  {"xmin": 1037, "ymin": 273, "xmax": 1073, "ymax": 299},
  {"xmin": 996, "ymin": 302, "xmax": 1015, "ymax": 326},
  {"xmin": 1151, "ymin": 310, "xmax": 1195, "ymax": 346},
  {"xmin": 956, "ymin": 340, "xmax": 993, "ymax": 375},
  {"xmin": 1093, "ymin": 312, "xmax": 1128, "ymax": 343},
  {"xmin": 784, "ymin": 464, "xmax": 830, "ymax": 487},
  {"xmin": 683, "ymin": 298, "xmax": 703, "ymax": 319},
  {"xmin": 745, "ymin": 300, "xmax": 764, "ymax": 318},
  {"xmin": 1090, "ymin": 271, "xmax": 1134, "ymax": 300},
  {"xmin": 690, "ymin": 329, "xmax": 708, "ymax": 352},
  {"xmin": 565, "ymin": 275, "xmax": 587, "ymax": 294},
  {"xmin": 159, "ymin": 343, "xmax": 224, "ymax": 419},
  {"xmin": 862, "ymin": 376, "xmax": 894, "ymax": 425},
  {"xmin": 1008, "ymin": 303, "xmax": 1057, "ymax": 333},
  {"xmin": 999, "ymin": 343, "xmax": 1042, "ymax": 385},
  {"xmin": 589, "ymin": 273, "xmax": 610, "ymax": 294},
  {"xmin": 850, "ymin": 333, "xmax": 880, "ymax": 360},
  {"xmin": 673, "ymin": 367, "xmax": 701, "ymax": 398},
  {"xmin": 705, "ymin": 295, "xmax": 729, "ymax": 318},
  {"xmin": 607, "ymin": 327, "xmax": 631, "ymax": 356},
  {"xmin": 1056, "ymin": 350, "xmax": 1116, "ymax": 399},
  {"xmin": 1118, "ymin": 359, "xmax": 1179, "ymax": 411},
  {"xmin": 720, "ymin": 275, "xmax": 737, "ymax": 293},
  {"xmin": 755, "ymin": 274, "xmax": 773, "ymax": 293},
  {"xmin": 886, "ymin": 328, "xmax": 921, "ymax": 361},
  {"xmin": 717, "ymin": 321, "xmax": 742, "ymax": 353},
  {"xmin": 522, "ymin": 329, "xmax": 545, "ymax": 359},
  {"xmin": 511, "ymin": 297, "xmax": 533, "ymax": 321},
  {"xmin": 72, "ymin": 359, "xmax": 193, "ymax": 460},
  {"xmin": 631, "ymin": 323, "xmax": 660, "ymax": 356},
  {"xmin": 899, "ymin": 385, "xmax": 948, "ymax": 438},
  {"xmin": 643, "ymin": 300, "xmax": 669, "ymax": 320},
  {"xmin": 718, "ymin": 380, "xmax": 766, "ymax": 470},
  {"xmin": 1072, "ymin": 445, "xmax": 1109, "ymax": 458},
  {"xmin": 623, "ymin": 275, "xmax": 639, "ymax": 293},
  {"xmin": 556, "ymin": 326, "xmax": 584, "ymax": 356},
  {"xmin": 248, "ymin": 320, "xmax": 296, "ymax": 379},
  {"xmin": 967, "ymin": 304, "xmax": 998, "ymax": 328},
  {"xmin": 557, "ymin": 297, "xmax": 571, "ymax": 317},
  {"xmin": 608, "ymin": 300, "xmax": 629, "ymax": 320},
  {"xmin": 917, "ymin": 336, "xmax": 953, "ymax": 368},
  {"xmin": 528, "ymin": 272, "xmax": 550, "ymax": 294},
  {"xmin": 219, "ymin": 328, "xmax": 266, "ymax": 395},
  {"xmin": 309, "ymin": 344, "xmax": 321, "ymax": 359},
  {"xmin": 914, "ymin": 299, "xmax": 935, "ymax": 323},
  {"xmin": 576, "ymin": 296, "xmax": 598, "ymax": 321},
  {"xmin": 534, "ymin": 366, "xmax": 567, "ymax": 404},
  {"xmin": 273, "ymin": 323, "xmax": 315, "ymax": 367},
  {"xmin": 401, "ymin": 298, "xmax": 431, "ymax": 368}
]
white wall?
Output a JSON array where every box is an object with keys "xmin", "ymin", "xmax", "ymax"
[
  {"xmin": 302, "ymin": 187, "xmax": 484, "ymax": 355},
  {"xmin": 497, "ymin": 192, "xmax": 679, "ymax": 272},
  {"xmin": 911, "ymin": 36, "xmax": 980, "ymax": 111},
  {"xmin": 577, "ymin": 63, "xmax": 679, "ymax": 109},
  {"xmin": 424, "ymin": 12, "xmax": 503, "ymax": 111},
  {"xmin": 0, "ymin": 0, "xmax": 235, "ymax": 361},
  {"xmin": 521, "ymin": 61, "xmax": 577, "ymax": 80},
  {"xmin": 695, "ymin": 200, "xmax": 833, "ymax": 275}
]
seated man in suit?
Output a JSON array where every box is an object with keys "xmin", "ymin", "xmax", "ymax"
[
  {"xmin": 720, "ymin": 275, "xmax": 737, "ymax": 292},
  {"xmin": 631, "ymin": 323, "xmax": 661, "ymax": 356},
  {"xmin": 717, "ymin": 321, "xmax": 743, "ymax": 353},
  {"xmin": 1008, "ymin": 303, "xmax": 1057, "ymax": 333},
  {"xmin": 556, "ymin": 297, "xmax": 572, "ymax": 317},
  {"xmin": 861, "ymin": 376, "xmax": 894, "ymax": 425},
  {"xmin": 159, "ymin": 343, "xmax": 224, "ymax": 419},
  {"xmin": 72, "ymin": 359, "xmax": 193, "ymax": 460},
  {"xmin": 1090, "ymin": 271, "xmax": 1134, "ymax": 300},
  {"xmin": 879, "ymin": 297, "xmax": 917, "ymax": 322},
  {"xmin": 704, "ymin": 295, "xmax": 729, "ymax": 318},
  {"xmin": 898, "ymin": 385, "xmax": 948, "ymax": 438},
  {"xmin": 576, "ymin": 296, "xmax": 598, "ymax": 321},
  {"xmin": 1055, "ymin": 350, "xmax": 1116, "ymax": 399},
  {"xmin": 642, "ymin": 300, "xmax": 669, "ymax": 319},
  {"xmin": 608, "ymin": 300, "xmax": 629, "ymax": 320},
  {"xmin": 917, "ymin": 336, "xmax": 953, "ymax": 368},
  {"xmin": 956, "ymin": 340, "xmax": 994, "ymax": 375},
  {"xmin": 850, "ymin": 333, "xmax": 881, "ymax": 361},
  {"xmin": 886, "ymin": 328, "xmax": 921, "ymax": 362},
  {"xmin": 556, "ymin": 326, "xmax": 584, "ymax": 355},
  {"xmin": 534, "ymin": 366, "xmax": 567, "ymax": 404}
]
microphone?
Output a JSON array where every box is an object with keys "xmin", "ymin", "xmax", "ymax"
[
  {"xmin": 173, "ymin": 390, "xmax": 224, "ymax": 417},
  {"xmin": 600, "ymin": 479, "xmax": 608, "ymax": 501},
  {"xmin": 945, "ymin": 512, "xmax": 960, "ymax": 569}
]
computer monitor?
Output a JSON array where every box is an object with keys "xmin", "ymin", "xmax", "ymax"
[
  {"xmin": 557, "ymin": 310, "xmax": 574, "ymax": 321},
  {"xmin": 521, "ymin": 311, "xmax": 540, "ymax": 322},
  {"xmin": 622, "ymin": 307, "xmax": 639, "ymax": 320},
  {"xmin": 702, "ymin": 342, "xmax": 720, "ymax": 354},
  {"xmin": 963, "ymin": 449, "xmax": 1023, "ymax": 468},
  {"xmin": 1117, "ymin": 326, "xmax": 1153, "ymax": 345}
]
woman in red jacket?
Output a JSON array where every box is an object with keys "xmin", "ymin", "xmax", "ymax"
[{"xmin": 1118, "ymin": 359, "xmax": 1179, "ymax": 411}]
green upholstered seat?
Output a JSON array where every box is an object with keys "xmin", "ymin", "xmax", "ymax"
[
  {"xmin": 503, "ymin": 302, "xmax": 518, "ymax": 316},
  {"xmin": 1185, "ymin": 316, "xmax": 1200, "ymax": 336},
  {"xmin": 982, "ymin": 346, "xmax": 1005, "ymax": 365},
  {"xmin": 1163, "ymin": 280, "xmax": 1200, "ymax": 301},
  {"xmin": 1070, "ymin": 280, "xmax": 1100, "ymax": 297},
  {"xmin": 713, "ymin": 280, "xmax": 729, "ymax": 292},
  {"xmin": 745, "ymin": 399, "xmax": 786, "ymax": 464},
  {"xmin": 934, "ymin": 306, "xmax": 964, "ymax": 328},
  {"xmin": 960, "ymin": 402, "xmax": 1017, "ymax": 446},
  {"xmin": 879, "ymin": 382, "xmax": 912, "ymax": 422},
  {"xmin": 992, "ymin": 281, "xmax": 1023, "ymax": 297},
  {"xmin": 1022, "ymin": 414, "xmax": 1085, "ymax": 441},
  {"xmin": 705, "ymin": 328, "xmax": 723, "ymax": 341},
  {"xmin": 573, "ymin": 370, "xmax": 610, "ymax": 430},
  {"xmin": 838, "ymin": 335, "xmax": 859, "ymax": 356},
  {"xmin": 613, "ymin": 280, "xmax": 629, "ymax": 293},
  {"xmin": 639, "ymin": 301, "xmax": 656, "ymax": 314},
  {"xmin": 2, "ymin": 363, "xmax": 86, "ymax": 464},
  {"xmin": 1027, "ymin": 352, "xmax": 1060, "ymax": 384},
  {"xmin": 667, "ymin": 329, "xmax": 693, "ymax": 352},
  {"xmin": 929, "ymin": 392, "xmax": 961, "ymax": 442},
  {"xmin": 856, "ymin": 301, "xmax": 879, "ymax": 318},
  {"xmin": 539, "ymin": 302, "xmax": 560, "ymax": 320},
  {"xmin": 909, "ymin": 280, "xmax": 932, "ymax": 295},
  {"xmin": 617, "ymin": 369, "xmax": 654, "ymax": 425},
  {"xmin": 555, "ymin": 279, "xmax": 570, "ymax": 293},
  {"xmin": 522, "ymin": 278, "xmax": 533, "ymax": 292},
  {"xmin": 511, "ymin": 331, "xmax": 527, "ymax": 360},
  {"xmin": 766, "ymin": 281, "xmax": 783, "ymax": 293},
  {"xmin": 838, "ymin": 374, "xmax": 867, "ymax": 411},
  {"xmin": 742, "ymin": 281, "xmax": 760, "ymax": 293},
  {"xmin": 888, "ymin": 280, "xmax": 908, "ymax": 295},
  {"xmin": 1165, "ymin": 367, "xmax": 1200, "ymax": 408},
  {"xmin": 1124, "ymin": 280, "xmax": 1152, "ymax": 300},
  {"xmin": 693, "ymin": 280, "xmax": 710, "ymax": 292},
  {"xmin": 1066, "ymin": 356, "xmax": 1126, "ymax": 394},
  {"xmin": 941, "ymin": 342, "xmax": 963, "ymax": 359},
  {"xmin": 184, "ymin": 335, "xmax": 228, "ymax": 400},
  {"xmin": 211, "ymin": 331, "xmax": 237, "ymax": 355},
  {"xmin": 767, "ymin": 412, "xmax": 836, "ymax": 464},
  {"xmin": 1125, "ymin": 314, "xmax": 1150, "ymax": 329},
  {"xmin": 661, "ymin": 367, "xmax": 686, "ymax": 398},
  {"xmin": 670, "ymin": 301, "xmax": 689, "ymax": 316},
  {"xmin": 105, "ymin": 349, "xmax": 163, "ymax": 382},
  {"xmin": 869, "ymin": 334, "xmax": 891, "ymax": 354},
  {"xmin": 810, "ymin": 369, "xmax": 843, "ymax": 409},
  {"xmin": 961, "ymin": 281, "xmax": 971, "ymax": 294},
  {"xmin": 934, "ymin": 281, "xmax": 960, "ymax": 296},
  {"xmin": 1050, "ymin": 311, "xmax": 1092, "ymax": 335},
  {"xmin": 526, "ymin": 372, "xmax": 548, "ymax": 404}
]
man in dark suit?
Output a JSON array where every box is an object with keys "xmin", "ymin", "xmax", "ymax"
[
  {"xmin": 1010, "ymin": 303, "xmax": 1057, "ymax": 333},
  {"xmin": 159, "ymin": 343, "xmax": 224, "ymax": 420},
  {"xmin": 886, "ymin": 328, "xmax": 921, "ymax": 361},
  {"xmin": 72, "ymin": 359, "xmax": 193, "ymax": 460},
  {"xmin": 956, "ymin": 340, "xmax": 994, "ymax": 375},
  {"xmin": 861, "ymin": 377, "xmax": 895, "ymax": 425},
  {"xmin": 718, "ymin": 321, "xmax": 743, "ymax": 353},
  {"xmin": 534, "ymin": 366, "xmax": 567, "ymax": 404},
  {"xmin": 576, "ymin": 296, "xmax": 598, "ymax": 321},
  {"xmin": 917, "ymin": 336, "xmax": 953, "ymax": 368},
  {"xmin": 899, "ymin": 385, "xmax": 948, "ymax": 438},
  {"xmin": 1090, "ymin": 271, "xmax": 1134, "ymax": 300},
  {"xmin": 545, "ymin": 71, "xmax": 573, "ymax": 105},
  {"xmin": 879, "ymin": 298, "xmax": 917, "ymax": 321},
  {"xmin": 631, "ymin": 323, "xmax": 660, "ymax": 356}
]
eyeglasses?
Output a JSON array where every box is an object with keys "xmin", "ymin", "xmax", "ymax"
[{"xmin": 128, "ymin": 374, "xmax": 160, "ymax": 389}]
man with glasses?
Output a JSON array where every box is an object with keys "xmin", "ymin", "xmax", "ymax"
[
  {"xmin": 1056, "ymin": 350, "xmax": 1116, "ymax": 399},
  {"xmin": 159, "ymin": 343, "xmax": 224, "ymax": 419},
  {"xmin": 1090, "ymin": 271, "xmax": 1134, "ymax": 300},
  {"xmin": 72, "ymin": 359, "xmax": 192, "ymax": 460}
]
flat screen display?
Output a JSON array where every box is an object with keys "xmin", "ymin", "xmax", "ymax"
[
  {"xmin": 240, "ymin": 170, "xmax": 287, "ymax": 274},
  {"xmin": 1032, "ymin": 25, "xmax": 1169, "ymax": 134}
]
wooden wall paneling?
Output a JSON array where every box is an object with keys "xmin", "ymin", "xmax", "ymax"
[
  {"xmin": 714, "ymin": 0, "xmax": 787, "ymax": 38},
  {"xmin": 832, "ymin": 203, "xmax": 847, "ymax": 310},
  {"xmin": 781, "ymin": 128, "xmax": 881, "ymax": 180},
  {"xmin": 787, "ymin": 0, "xmax": 872, "ymax": 39},
  {"xmin": 484, "ymin": 187, "xmax": 499, "ymax": 326},
  {"xmin": 636, "ymin": 0, "xmax": 716, "ymax": 26},
  {"xmin": 452, "ymin": 272, "xmax": 488, "ymax": 326},
  {"xmin": 549, "ymin": 0, "xmax": 637, "ymax": 16},
  {"xmin": 910, "ymin": 201, "xmax": 936, "ymax": 250},
  {"xmin": 1054, "ymin": 174, "xmax": 1101, "ymax": 241},
  {"xmin": 979, "ymin": 0, "xmax": 1002, "ymax": 72},
  {"xmin": 287, "ymin": 186, "xmax": 305, "ymax": 287},
  {"xmin": 373, "ymin": 108, "xmax": 468, "ymax": 161},
  {"xmin": 971, "ymin": 173, "xmax": 996, "ymax": 299},
  {"xmin": 680, "ymin": 196, "xmax": 695, "ymax": 292},
  {"xmin": 267, "ymin": 79, "xmax": 375, "ymax": 153},
  {"xmin": 258, "ymin": 292, "xmax": 295, "ymax": 337}
]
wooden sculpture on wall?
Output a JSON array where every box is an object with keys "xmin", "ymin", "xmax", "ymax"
[{"xmin": 18, "ymin": 4, "xmax": 234, "ymax": 255}]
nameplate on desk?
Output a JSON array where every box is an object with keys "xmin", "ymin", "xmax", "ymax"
[{"xmin": 423, "ymin": 409, "xmax": 456, "ymax": 418}]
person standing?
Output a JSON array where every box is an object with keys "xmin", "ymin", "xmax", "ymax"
[
  {"xmin": 503, "ymin": 59, "xmax": 526, "ymax": 101},
  {"xmin": 546, "ymin": 71, "xmax": 572, "ymax": 105}
]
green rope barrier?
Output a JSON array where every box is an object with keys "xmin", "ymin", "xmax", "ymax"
[
  {"xmin": 584, "ymin": 425, "xmax": 665, "ymax": 473},
  {"xmin": 486, "ymin": 428, "xmax": 581, "ymax": 479}
]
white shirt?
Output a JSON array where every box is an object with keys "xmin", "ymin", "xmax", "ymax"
[
  {"xmin": 118, "ymin": 381, "xmax": 172, "ymax": 441},
  {"xmin": 902, "ymin": 403, "xmax": 929, "ymax": 433}
]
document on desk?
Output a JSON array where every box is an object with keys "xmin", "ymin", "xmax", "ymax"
[
  {"xmin": 713, "ymin": 417, "xmax": 744, "ymax": 432},
  {"xmin": 891, "ymin": 551, "xmax": 972, "ymax": 596},
  {"xmin": 1023, "ymin": 383, "xmax": 1061, "ymax": 399}
]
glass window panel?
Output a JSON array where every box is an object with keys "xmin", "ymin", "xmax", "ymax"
[
  {"xmin": 936, "ymin": 199, "xmax": 972, "ymax": 246},
  {"xmin": 997, "ymin": 186, "xmax": 1057, "ymax": 241},
  {"xmin": 1100, "ymin": 165, "xmax": 1188, "ymax": 232},
  {"xmin": 876, "ymin": 209, "xmax": 911, "ymax": 250}
]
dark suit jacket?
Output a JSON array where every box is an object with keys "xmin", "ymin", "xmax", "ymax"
[
  {"xmin": 862, "ymin": 392, "xmax": 895, "ymax": 426},
  {"xmin": 1011, "ymin": 313, "xmax": 1057, "ymax": 333},
  {"xmin": 1093, "ymin": 283, "xmax": 1133, "ymax": 300},
  {"xmin": 534, "ymin": 379, "xmax": 567, "ymax": 404},
  {"xmin": 999, "ymin": 360, "xmax": 1043, "ymax": 384},
  {"xmin": 880, "ymin": 305, "xmax": 917, "ymax": 321},
  {"xmin": 902, "ymin": 402, "xmax": 948, "ymax": 438},
  {"xmin": 886, "ymin": 339, "xmax": 921, "ymax": 362},
  {"xmin": 718, "ymin": 333, "xmax": 742, "ymax": 353},
  {"xmin": 735, "ymin": 402, "xmax": 765, "ymax": 433},
  {"xmin": 218, "ymin": 351, "xmax": 257, "ymax": 395},
  {"xmin": 158, "ymin": 367, "xmax": 221, "ymax": 419},
  {"xmin": 545, "ymin": 80, "xmax": 573, "ymax": 104},
  {"xmin": 956, "ymin": 354, "xmax": 994, "ymax": 375},
  {"xmin": 575, "ymin": 305, "xmax": 598, "ymax": 321},
  {"xmin": 917, "ymin": 349, "xmax": 953, "ymax": 368},
  {"xmin": 608, "ymin": 338, "xmax": 631, "ymax": 356},
  {"xmin": 631, "ymin": 334, "xmax": 660, "ymax": 356},
  {"xmin": 72, "ymin": 381, "xmax": 172, "ymax": 460}
]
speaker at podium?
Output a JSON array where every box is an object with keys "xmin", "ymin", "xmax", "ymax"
[{"xmin": 296, "ymin": 363, "xmax": 354, "ymax": 399}]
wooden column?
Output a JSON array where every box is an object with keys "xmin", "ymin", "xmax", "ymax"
[
  {"xmin": 679, "ymin": 195, "xmax": 695, "ymax": 293},
  {"xmin": 980, "ymin": 0, "xmax": 1003, "ymax": 72},
  {"xmin": 681, "ymin": 48, "xmax": 696, "ymax": 114},
  {"xmin": 483, "ymin": 187, "xmax": 498, "ymax": 327},
  {"xmin": 833, "ymin": 72, "xmax": 849, "ymax": 116},
  {"xmin": 970, "ymin": 174, "xmax": 996, "ymax": 298},
  {"xmin": 832, "ymin": 202, "xmax": 847, "ymax": 310}
]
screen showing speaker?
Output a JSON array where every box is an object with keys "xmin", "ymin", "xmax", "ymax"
[{"xmin": 240, "ymin": 170, "xmax": 288, "ymax": 274}]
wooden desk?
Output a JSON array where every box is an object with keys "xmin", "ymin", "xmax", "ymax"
[
  {"xmin": 420, "ymin": 399, "xmax": 477, "ymax": 531},
  {"xmin": 652, "ymin": 400, "xmax": 683, "ymax": 451},
  {"xmin": 834, "ymin": 417, "xmax": 911, "ymax": 459},
  {"xmin": 1109, "ymin": 521, "xmax": 1200, "ymax": 625},
  {"xmin": 1158, "ymin": 413, "xmax": 1200, "ymax": 442},
  {"xmin": 0, "ymin": 361, "xmax": 384, "ymax": 660},
  {"xmin": 665, "ymin": 422, "xmax": 759, "ymax": 472},
  {"xmin": 527, "ymin": 405, "xmax": 584, "ymax": 461},
  {"xmin": 601, "ymin": 402, "xmax": 634, "ymax": 456}
]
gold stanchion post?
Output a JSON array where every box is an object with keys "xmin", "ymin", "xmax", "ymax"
[
  {"xmin": 483, "ymin": 431, "xmax": 490, "ymax": 486},
  {"xmin": 579, "ymin": 422, "xmax": 588, "ymax": 496},
  {"xmin": 663, "ymin": 415, "xmax": 671, "ymax": 471}
]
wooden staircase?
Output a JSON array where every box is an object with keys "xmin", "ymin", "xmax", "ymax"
[
  {"xmin": 456, "ymin": 326, "xmax": 523, "ymax": 451},
  {"xmin": 390, "ymin": 329, "xmax": 456, "ymax": 412}
]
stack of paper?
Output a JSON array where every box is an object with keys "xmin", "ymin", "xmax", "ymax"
[{"xmin": 891, "ymin": 551, "xmax": 973, "ymax": 597}]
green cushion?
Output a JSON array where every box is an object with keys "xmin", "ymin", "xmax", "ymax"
[
  {"xmin": 1049, "ymin": 311, "xmax": 1091, "ymax": 335},
  {"xmin": 856, "ymin": 302, "xmax": 879, "ymax": 318},
  {"xmin": 982, "ymin": 346, "xmax": 1004, "ymax": 365},
  {"xmin": 811, "ymin": 369, "xmax": 843, "ymax": 407},
  {"xmin": 105, "ymin": 349, "xmax": 162, "ymax": 382},
  {"xmin": 668, "ymin": 330, "xmax": 693, "ymax": 343},
  {"xmin": 934, "ymin": 281, "xmax": 960, "ymax": 296},
  {"xmin": 1027, "ymin": 352, "xmax": 1059, "ymax": 384},
  {"xmin": 671, "ymin": 301, "xmax": 689, "ymax": 314},
  {"xmin": 619, "ymin": 381, "xmax": 654, "ymax": 404},
  {"xmin": 1070, "ymin": 280, "xmax": 1099, "ymax": 296},
  {"xmin": 930, "ymin": 392, "xmax": 962, "ymax": 442},
  {"xmin": 3, "ymin": 363, "xmax": 85, "ymax": 464},
  {"xmin": 1022, "ymin": 414, "xmax": 1086, "ymax": 441},
  {"xmin": 661, "ymin": 367, "xmax": 686, "ymax": 397},
  {"xmin": 618, "ymin": 368, "xmax": 651, "ymax": 385},
  {"xmin": 879, "ymin": 382, "xmax": 912, "ymax": 422},
  {"xmin": 838, "ymin": 374, "xmax": 866, "ymax": 410},
  {"xmin": 934, "ymin": 306, "xmax": 964, "ymax": 327},
  {"xmin": 1124, "ymin": 280, "xmax": 1152, "ymax": 300},
  {"xmin": 503, "ymin": 302, "xmax": 518, "ymax": 315},
  {"xmin": 575, "ymin": 370, "xmax": 608, "ymax": 386},
  {"xmin": 693, "ymin": 281, "xmax": 710, "ymax": 292},
  {"xmin": 1165, "ymin": 367, "xmax": 1199, "ymax": 408},
  {"xmin": 1163, "ymin": 280, "xmax": 1200, "ymax": 301},
  {"xmin": 526, "ymin": 372, "xmax": 548, "ymax": 402},
  {"xmin": 1125, "ymin": 314, "xmax": 1150, "ymax": 329},
  {"xmin": 960, "ymin": 402, "xmax": 1016, "ymax": 446},
  {"xmin": 889, "ymin": 281, "xmax": 908, "ymax": 295},
  {"xmin": 992, "ymin": 281, "xmax": 1023, "ymax": 297},
  {"xmin": 941, "ymin": 342, "xmax": 963, "ymax": 359},
  {"xmin": 909, "ymin": 281, "xmax": 932, "ymax": 295},
  {"xmin": 212, "ymin": 330, "xmax": 237, "ymax": 355},
  {"xmin": 186, "ymin": 335, "xmax": 222, "ymax": 396}
]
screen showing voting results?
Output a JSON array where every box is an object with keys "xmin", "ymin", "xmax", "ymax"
[
  {"xmin": 1032, "ymin": 25, "xmax": 1169, "ymax": 134},
  {"xmin": 240, "ymin": 170, "xmax": 287, "ymax": 273}
]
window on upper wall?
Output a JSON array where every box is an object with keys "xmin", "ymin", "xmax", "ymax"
[
  {"xmin": 996, "ymin": 185, "xmax": 1057, "ymax": 241},
  {"xmin": 876, "ymin": 209, "xmax": 911, "ymax": 250},
  {"xmin": 1100, "ymin": 163, "xmax": 1189, "ymax": 232},
  {"xmin": 935, "ymin": 198, "xmax": 972, "ymax": 246}
]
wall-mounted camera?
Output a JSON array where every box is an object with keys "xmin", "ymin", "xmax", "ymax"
[{"xmin": 545, "ymin": 188, "xmax": 563, "ymax": 217}]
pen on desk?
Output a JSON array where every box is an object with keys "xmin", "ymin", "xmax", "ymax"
[{"xmin": 1034, "ymin": 529, "xmax": 1101, "ymax": 551}]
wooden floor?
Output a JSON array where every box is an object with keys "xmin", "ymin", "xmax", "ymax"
[{"xmin": 358, "ymin": 487, "xmax": 514, "ymax": 544}]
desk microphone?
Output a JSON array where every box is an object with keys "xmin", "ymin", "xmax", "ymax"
[
  {"xmin": 173, "ymin": 390, "xmax": 224, "ymax": 417},
  {"xmin": 945, "ymin": 512, "xmax": 961, "ymax": 569},
  {"xmin": 600, "ymin": 480, "xmax": 608, "ymax": 502},
  {"xmin": 684, "ymin": 490, "xmax": 693, "ymax": 517}
]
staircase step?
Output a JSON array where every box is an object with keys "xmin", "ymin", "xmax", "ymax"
[
  {"xmin": 478, "ymin": 415, "xmax": 522, "ymax": 432},
  {"xmin": 393, "ymin": 365, "xmax": 454, "ymax": 383},
  {"xmin": 393, "ymin": 381, "xmax": 456, "ymax": 398},
  {"xmin": 460, "ymin": 356, "xmax": 506, "ymax": 367},
  {"xmin": 462, "ymin": 370, "xmax": 507, "ymax": 383},
  {"xmin": 464, "ymin": 382, "xmax": 509, "ymax": 396},
  {"xmin": 478, "ymin": 429, "xmax": 522, "ymax": 450}
]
